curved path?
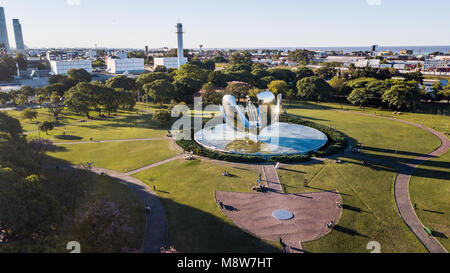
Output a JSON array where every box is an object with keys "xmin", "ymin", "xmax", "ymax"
[
  {"xmin": 333, "ymin": 110, "xmax": 449, "ymax": 253},
  {"xmin": 49, "ymin": 164, "xmax": 168, "ymax": 253}
]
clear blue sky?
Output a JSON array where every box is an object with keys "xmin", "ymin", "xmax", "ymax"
[{"xmin": 1, "ymin": 0, "xmax": 450, "ymax": 49}]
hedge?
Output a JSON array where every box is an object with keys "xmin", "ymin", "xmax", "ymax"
[{"xmin": 174, "ymin": 113, "xmax": 347, "ymax": 163}]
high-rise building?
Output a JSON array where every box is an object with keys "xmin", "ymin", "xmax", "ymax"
[
  {"xmin": 13, "ymin": 19, "xmax": 24, "ymax": 51},
  {"xmin": 176, "ymin": 22, "xmax": 184, "ymax": 69},
  {"xmin": 0, "ymin": 7, "xmax": 10, "ymax": 52}
]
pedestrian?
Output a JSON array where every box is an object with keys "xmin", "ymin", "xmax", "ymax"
[
  {"xmin": 145, "ymin": 205, "xmax": 151, "ymax": 214},
  {"xmin": 153, "ymin": 185, "xmax": 156, "ymax": 191}
]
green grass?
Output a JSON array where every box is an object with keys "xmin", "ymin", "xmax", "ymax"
[
  {"xmin": 43, "ymin": 168, "xmax": 145, "ymax": 252},
  {"xmin": 410, "ymin": 151, "xmax": 450, "ymax": 251},
  {"xmin": 26, "ymin": 114, "xmax": 168, "ymax": 143},
  {"xmin": 132, "ymin": 158, "xmax": 282, "ymax": 253},
  {"xmin": 285, "ymin": 101, "xmax": 441, "ymax": 165},
  {"xmin": 47, "ymin": 140, "xmax": 179, "ymax": 173},
  {"xmin": 6, "ymin": 107, "xmax": 138, "ymax": 133},
  {"xmin": 278, "ymin": 158, "xmax": 426, "ymax": 253},
  {"xmin": 289, "ymin": 100, "xmax": 450, "ymax": 135}
]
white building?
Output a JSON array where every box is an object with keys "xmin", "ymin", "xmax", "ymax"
[
  {"xmin": 154, "ymin": 57, "xmax": 187, "ymax": 69},
  {"xmin": 355, "ymin": 59, "xmax": 380, "ymax": 68},
  {"xmin": 423, "ymin": 57, "xmax": 450, "ymax": 71},
  {"xmin": 106, "ymin": 58, "xmax": 145, "ymax": 74},
  {"xmin": 50, "ymin": 60, "xmax": 92, "ymax": 75}
]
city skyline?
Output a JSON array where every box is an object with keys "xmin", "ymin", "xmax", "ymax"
[{"xmin": 1, "ymin": 0, "xmax": 450, "ymax": 49}]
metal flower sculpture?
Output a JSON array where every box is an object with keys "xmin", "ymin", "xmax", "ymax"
[{"xmin": 219, "ymin": 91, "xmax": 282, "ymax": 136}]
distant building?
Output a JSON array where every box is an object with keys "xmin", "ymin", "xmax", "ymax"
[
  {"xmin": 355, "ymin": 59, "xmax": 380, "ymax": 68},
  {"xmin": 399, "ymin": 50, "xmax": 413, "ymax": 56},
  {"xmin": 106, "ymin": 58, "xmax": 145, "ymax": 74},
  {"xmin": 0, "ymin": 7, "xmax": 9, "ymax": 52},
  {"xmin": 46, "ymin": 51, "xmax": 68, "ymax": 61},
  {"xmin": 50, "ymin": 60, "xmax": 92, "ymax": 75},
  {"xmin": 423, "ymin": 57, "xmax": 450, "ymax": 72},
  {"xmin": 154, "ymin": 57, "xmax": 187, "ymax": 69},
  {"xmin": 12, "ymin": 19, "xmax": 24, "ymax": 51}
]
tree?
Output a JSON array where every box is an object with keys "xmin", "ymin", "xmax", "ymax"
[
  {"xmin": 92, "ymin": 58, "xmax": 105, "ymax": 67},
  {"xmin": 295, "ymin": 67, "xmax": 315, "ymax": 81},
  {"xmin": 267, "ymin": 80, "xmax": 289, "ymax": 96},
  {"xmin": 153, "ymin": 65, "xmax": 167, "ymax": 72},
  {"xmin": 136, "ymin": 72, "xmax": 171, "ymax": 89},
  {"xmin": 224, "ymin": 81, "xmax": 252, "ymax": 102},
  {"xmin": 296, "ymin": 76, "xmax": 333, "ymax": 101},
  {"xmin": 285, "ymin": 89, "xmax": 295, "ymax": 107},
  {"xmin": 382, "ymin": 81, "xmax": 421, "ymax": 110},
  {"xmin": 67, "ymin": 68, "xmax": 92, "ymax": 83},
  {"xmin": 229, "ymin": 51, "xmax": 252, "ymax": 67},
  {"xmin": 200, "ymin": 82, "xmax": 222, "ymax": 105},
  {"xmin": 329, "ymin": 76, "xmax": 347, "ymax": 96},
  {"xmin": 144, "ymin": 79, "xmax": 174, "ymax": 105},
  {"xmin": 65, "ymin": 82, "xmax": 97, "ymax": 118},
  {"xmin": 208, "ymin": 71, "xmax": 230, "ymax": 88},
  {"xmin": 39, "ymin": 121, "xmax": 54, "ymax": 134},
  {"xmin": 173, "ymin": 76, "xmax": 203, "ymax": 103},
  {"xmin": 437, "ymin": 87, "xmax": 450, "ymax": 103},
  {"xmin": 347, "ymin": 88, "xmax": 370, "ymax": 107},
  {"xmin": 105, "ymin": 75, "xmax": 136, "ymax": 90},
  {"xmin": 316, "ymin": 65, "xmax": 336, "ymax": 80},
  {"xmin": 0, "ymin": 54, "xmax": 16, "ymax": 81},
  {"xmin": 269, "ymin": 68, "xmax": 295, "ymax": 82},
  {"xmin": 14, "ymin": 53, "xmax": 27, "ymax": 70},
  {"xmin": 287, "ymin": 49, "xmax": 314, "ymax": 65},
  {"xmin": 22, "ymin": 108, "xmax": 38, "ymax": 121},
  {"xmin": 152, "ymin": 110, "xmax": 172, "ymax": 126},
  {"xmin": 202, "ymin": 60, "xmax": 215, "ymax": 71},
  {"xmin": 0, "ymin": 92, "xmax": 11, "ymax": 106}
]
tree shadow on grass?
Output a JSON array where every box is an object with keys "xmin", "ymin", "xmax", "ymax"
[
  {"xmin": 54, "ymin": 135, "xmax": 82, "ymax": 140},
  {"xmin": 342, "ymin": 204, "xmax": 372, "ymax": 214},
  {"xmin": 431, "ymin": 231, "xmax": 448, "ymax": 239},
  {"xmin": 333, "ymin": 225, "xmax": 368, "ymax": 238}
]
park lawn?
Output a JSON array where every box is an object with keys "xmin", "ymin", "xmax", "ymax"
[
  {"xmin": 43, "ymin": 168, "xmax": 145, "ymax": 252},
  {"xmin": 285, "ymin": 103, "xmax": 441, "ymax": 165},
  {"xmin": 278, "ymin": 158, "xmax": 426, "ymax": 253},
  {"xmin": 6, "ymin": 107, "xmax": 139, "ymax": 133},
  {"xmin": 47, "ymin": 140, "xmax": 179, "ymax": 173},
  {"xmin": 410, "ymin": 151, "xmax": 450, "ymax": 251},
  {"xmin": 132, "ymin": 158, "xmax": 282, "ymax": 253},
  {"xmin": 27, "ymin": 113, "xmax": 168, "ymax": 143},
  {"xmin": 288, "ymin": 100, "xmax": 450, "ymax": 135}
]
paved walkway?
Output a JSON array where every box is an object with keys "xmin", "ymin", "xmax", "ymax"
[
  {"xmin": 125, "ymin": 154, "xmax": 185, "ymax": 175},
  {"xmin": 215, "ymin": 190, "xmax": 342, "ymax": 248},
  {"xmin": 262, "ymin": 164, "xmax": 283, "ymax": 193},
  {"xmin": 54, "ymin": 137, "xmax": 170, "ymax": 145},
  {"xmin": 55, "ymin": 164, "xmax": 168, "ymax": 253},
  {"xmin": 333, "ymin": 110, "xmax": 449, "ymax": 253}
]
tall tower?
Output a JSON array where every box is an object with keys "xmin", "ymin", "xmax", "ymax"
[
  {"xmin": 176, "ymin": 22, "xmax": 184, "ymax": 69},
  {"xmin": 13, "ymin": 19, "xmax": 24, "ymax": 51},
  {"xmin": 0, "ymin": 7, "xmax": 10, "ymax": 52}
]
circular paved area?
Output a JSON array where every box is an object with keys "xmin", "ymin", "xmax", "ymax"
[{"xmin": 215, "ymin": 190, "xmax": 342, "ymax": 246}]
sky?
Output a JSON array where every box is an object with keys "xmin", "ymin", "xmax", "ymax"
[{"xmin": 1, "ymin": 0, "xmax": 450, "ymax": 49}]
